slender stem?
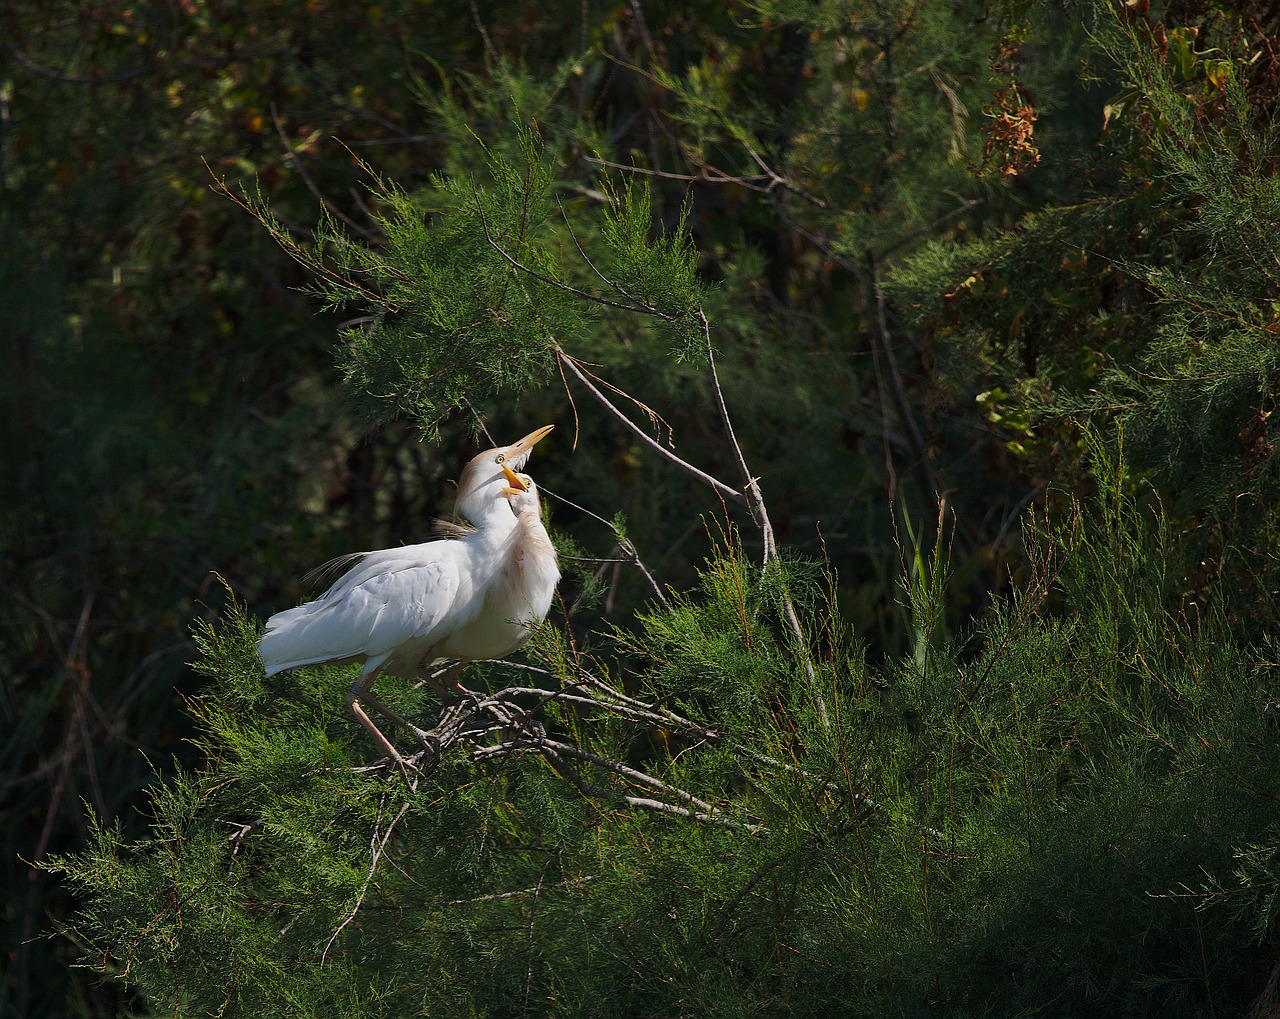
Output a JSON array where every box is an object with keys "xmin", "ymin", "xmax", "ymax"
[
  {"xmin": 533, "ymin": 736, "xmax": 719, "ymax": 814},
  {"xmin": 322, "ymin": 798, "xmax": 412, "ymax": 965},
  {"xmin": 698, "ymin": 311, "xmax": 831, "ymax": 730},
  {"xmin": 269, "ymin": 104, "xmax": 373, "ymax": 239},
  {"xmin": 530, "ymin": 744, "xmax": 765, "ymax": 833},
  {"xmin": 474, "ymin": 189, "xmax": 666, "ymax": 318},
  {"xmin": 443, "ymin": 875, "xmax": 593, "ymax": 906},
  {"xmin": 699, "ymin": 310, "xmax": 776, "ymax": 566},
  {"xmin": 554, "ymin": 344, "xmax": 745, "ymax": 505},
  {"xmin": 870, "ymin": 256, "xmax": 939, "ymax": 499},
  {"xmin": 539, "ymin": 484, "xmax": 670, "ymax": 608}
]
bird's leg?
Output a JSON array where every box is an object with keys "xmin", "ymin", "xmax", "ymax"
[
  {"xmin": 348, "ymin": 664, "xmax": 442, "ymax": 754},
  {"xmin": 444, "ymin": 660, "xmax": 471, "ymax": 695},
  {"xmin": 360, "ymin": 686, "xmax": 438, "ymax": 754},
  {"xmin": 346, "ymin": 667, "xmax": 407, "ymax": 767},
  {"xmin": 417, "ymin": 660, "xmax": 472, "ymax": 700}
]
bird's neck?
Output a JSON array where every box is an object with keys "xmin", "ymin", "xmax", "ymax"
[
  {"xmin": 465, "ymin": 500, "xmax": 520, "ymax": 551},
  {"xmin": 514, "ymin": 506, "xmax": 553, "ymax": 554},
  {"xmin": 511, "ymin": 505, "xmax": 560, "ymax": 586}
]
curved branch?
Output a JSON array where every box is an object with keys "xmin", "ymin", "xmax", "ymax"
[
  {"xmin": 697, "ymin": 311, "xmax": 831, "ymax": 730},
  {"xmin": 553, "ymin": 344, "xmax": 746, "ymax": 505}
]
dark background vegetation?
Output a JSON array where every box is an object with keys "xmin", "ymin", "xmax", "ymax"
[{"xmin": 4, "ymin": 0, "xmax": 1280, "ymax": 1014}]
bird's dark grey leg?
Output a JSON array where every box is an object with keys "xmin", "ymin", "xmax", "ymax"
[
  {"xmin": 361, "ymin": 687, "xmax": 435, "ymax": 752},
  {"xmin": 417, "ymin": 660, "xmax": 470, "ymax": 700}
]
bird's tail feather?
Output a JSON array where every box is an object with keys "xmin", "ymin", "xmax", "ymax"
[{"xmin": 259, "ymin": 602, "xmax": 357, "ymax": 675}]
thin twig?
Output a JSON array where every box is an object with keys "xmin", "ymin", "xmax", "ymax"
[
  {"xmin": 443, "ymin": 875, "xmax": 593, "ymax": 906},
  {"xmin": 532, "ymin": 742, "xmax": 765, "ymax": 833},
  {"xmin": 554, "ymin": 344, "xmax": 745, "ymax": 504},
  {"xmin": 871, "ymin": 257, "xmax": 940, "ymax": 499},
  {"xmin": 269, "ymin": 104, "xmax": 374, "ymax": 239},
  {"xmin": 469, "ymin": 0, "xmax": 500, "ymax": 64},
  {"xmin": 205, "ymin": 160, "xmax": 384, "ymax": 305},
  {"xmin": 529, "ymin": 736, "xmax": 720, "ymax": 814},
  {"xmin": 522, "ymin": 857, "xmax": 552, "ymax": 1016},
  {"xmin": 540, "ymin": 488, "xmax": 669, "ymax": 608},
  {"xmin": 698, "ymin": 311, "xmax": 831, "ymax": 729},
  {"xmin": 699, "ymin": 310, "xmax": 775, "ymax": 564},
  {"xmin": 321, "ymin": 797, "xmax": 412, "ymax": 965},
  {"xmin": 473, "ymin": 190, "xmax": 671, "ymax": 318}
]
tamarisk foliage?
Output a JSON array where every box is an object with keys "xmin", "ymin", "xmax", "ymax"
[
  {"xmin": 35, "ymin": 0, "xmax": 1280, "ymax": 1015},
  {"xmin": 54, "ymin": 464, "xmax": 1280, "ymax": 1015}
]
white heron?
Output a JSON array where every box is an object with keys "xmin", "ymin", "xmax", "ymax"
[{"xmin": 259, "ymin": 425, "xmax": 559, "ymax": 763}]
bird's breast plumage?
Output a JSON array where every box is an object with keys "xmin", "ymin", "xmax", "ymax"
[{"xmin": 434, "ymin": 502, "xmax": 558, "ymax": 661}]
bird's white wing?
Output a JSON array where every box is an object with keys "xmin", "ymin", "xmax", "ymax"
[
  {"xmin": 260, "ymin": 543, "xmax": 468, "ymax": 675},
  {"xmin": 300, "ymin": 551, "xmax": 370, "ymax": 593}
]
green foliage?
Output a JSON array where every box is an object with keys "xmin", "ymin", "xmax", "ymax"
[
  {"xmin": 598, "ymin": 179, "xmax": 707, "ymax": 358},
  {"xmin": 12, "ymin": 0, "xmax": 1280, "ymax": 1015},
  {"xmin": 888, "ymin": 2, "xmax": 1280, "ymax": 628},
  {"xmin": 302, "ymin": 134, "xmax": 709, "ymax": 434},
  {"xmin": 52, "ymin": 456, "xmax": 1280, "ymax": 1014},
  {"xmin": 334, "ymin": 145, "xmax": 572, "ymax": 433},
  {"xmin": 192, "ymin": 580, "xmax": 269, "ymax": 710}
]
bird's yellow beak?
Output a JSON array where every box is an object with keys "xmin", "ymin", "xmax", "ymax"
[
  {"xmin": 509, "ymin": 424, "xmax": 554, "ymax": 457},
  {"xmin": 501, "ymin": 424, "xmax": 554, "ymax": 474},
  {"xmin": 502, "ymin": 464, "xmax": 528, "ymax": 492}
]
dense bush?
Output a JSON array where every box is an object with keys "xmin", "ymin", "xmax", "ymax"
[{"xmin": 6, "ymin": 0, "xmax": 1280, "ymax": 1014}]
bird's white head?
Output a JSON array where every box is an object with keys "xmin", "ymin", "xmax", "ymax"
[
  {"xmin": 500, "ymin": 469, "xmax": 540, "ymax": 507},
  {"xmin": 455, "ymin": 425, "xmax": 553, "ymax": 525}
]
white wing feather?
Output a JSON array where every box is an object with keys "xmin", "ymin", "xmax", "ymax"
[
  {"xmin": 260, "ymin": 543, "xmax": 468, "ymax": 676},
  {"xmin": 300, "ymin": 551, "xmax": 369, "ymax": 592}
]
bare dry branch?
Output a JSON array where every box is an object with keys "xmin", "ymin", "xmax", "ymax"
[
  {"xmin": 554, "ymin": 345, "xmax": 745, "ymax": 504},
  {"xmin": 698, "ymin": 311, "xmax": 831, "ymax": 730},
  {"xmin": 322, "ymin": 796, "xmax": 412, "ymax": 966}
]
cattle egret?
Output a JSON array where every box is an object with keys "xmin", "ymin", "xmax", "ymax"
[{"xmin": 259, "ymin": 425, "xmax": 559, "ymax": 764}]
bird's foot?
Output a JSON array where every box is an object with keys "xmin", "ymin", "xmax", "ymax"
[
  {"xmin": 409, "ymin": 726, "xmax": 443, "ymax": 757},
  {"xmin": 402, "ymin": 733, "xmax": 444, "ymax": 780},
  {"xmin": 442, "ymin": 683, "xmax": 485, "ymax": 708}
]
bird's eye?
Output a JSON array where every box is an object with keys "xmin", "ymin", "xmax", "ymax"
[{"xmin": 495, "ymin": 454, "xmax": 506, "ymax": 464}]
